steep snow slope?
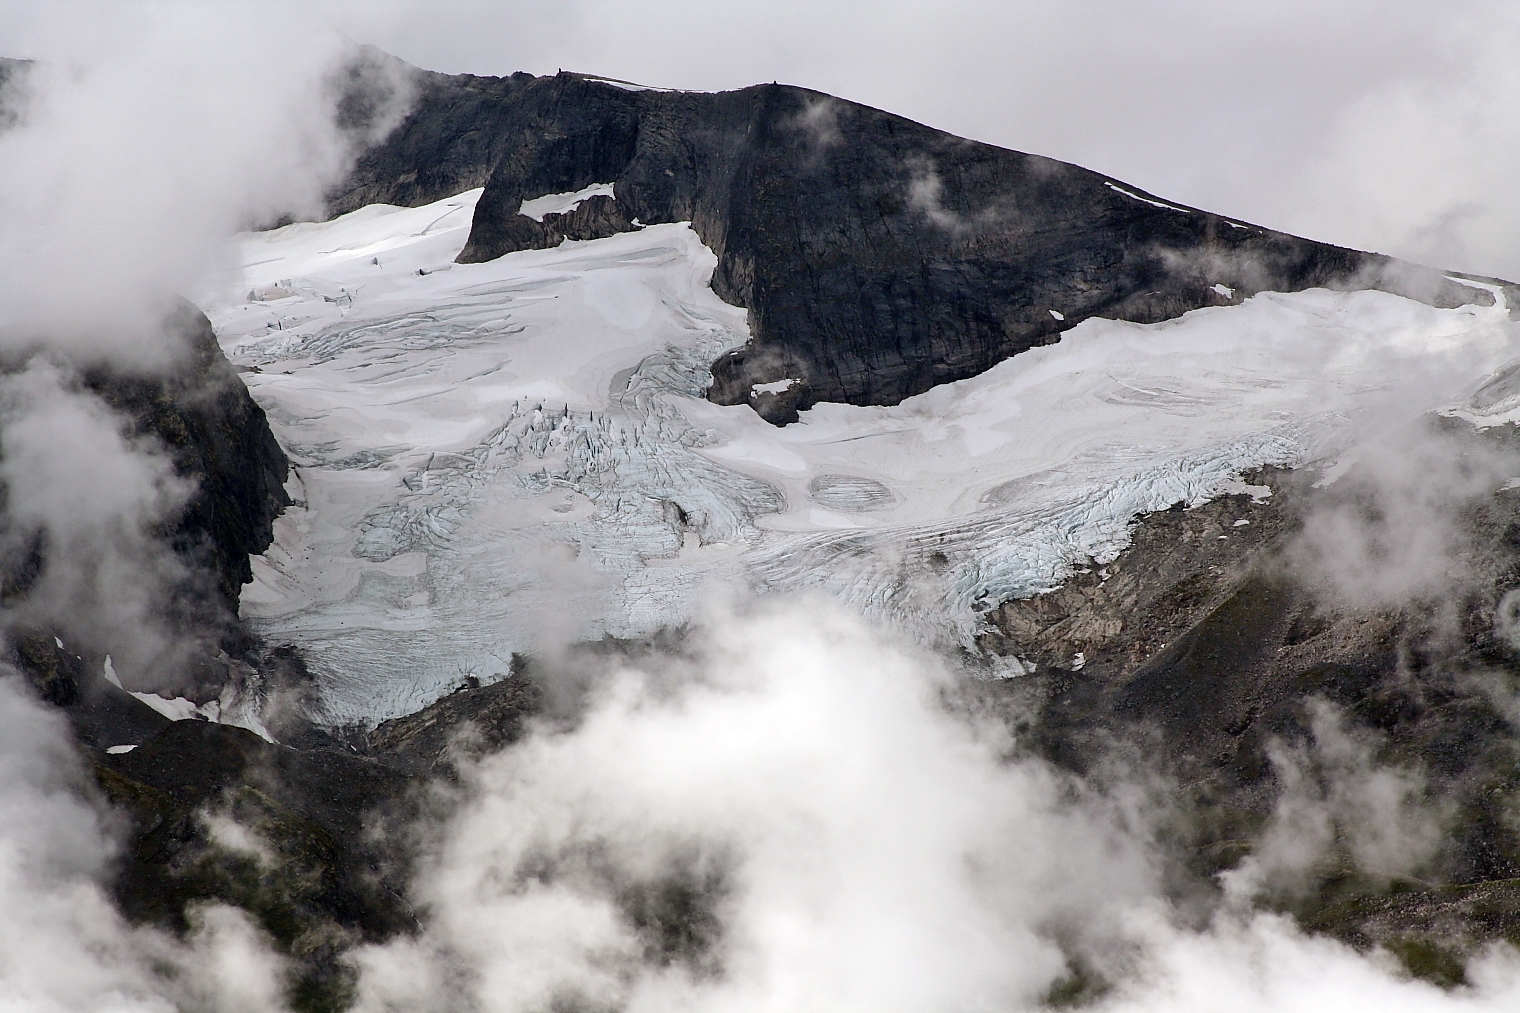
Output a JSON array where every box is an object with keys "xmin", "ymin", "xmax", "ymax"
[{"xmin": 204, "ymin": 190, "xmax": 1519, "ymax": 724}]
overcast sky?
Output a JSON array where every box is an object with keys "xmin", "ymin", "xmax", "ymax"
[{"xmin": 4, "ymin": 1, "xmax": 1518, "ymax": 280}]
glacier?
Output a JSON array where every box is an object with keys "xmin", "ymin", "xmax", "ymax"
[{"xmin": 201, "ymin": 188, "xmax": 1520, "ymax": 724}]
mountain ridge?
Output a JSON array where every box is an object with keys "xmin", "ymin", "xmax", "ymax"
[{"xmin": 331, "ymin": 53, "xmax": 1514, "ymax": 423}]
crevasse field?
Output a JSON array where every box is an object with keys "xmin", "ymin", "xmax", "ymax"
[{"xmin": 201, "ymin": 188, "xmax": 1520, "ymax": 724}]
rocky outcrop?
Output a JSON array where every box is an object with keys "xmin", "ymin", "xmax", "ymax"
[
  {"xmin": 326, "ymin": 52, "xmax": 538, "ymax": 216},
  {"xmin": 84, "ymin": 302, "xmax": 290, "ymax": 612},
  {"xmin": 0, "ymin": 56, "xmax": 29, "ymax": 126},
  {"xmin": 97, "ymin": 718, "xmax": 416, "ymax": 1013},
  {"xmin": 974, "ymin": 421, "xmax": 1520, "ymax": 977},
  {"xmin": 332, "ymin": 63, "xmax": 1513, "ymax": 424},
  {"xmin": 463, "ymin": 192, "xmax": 639, "ymax": 254}
]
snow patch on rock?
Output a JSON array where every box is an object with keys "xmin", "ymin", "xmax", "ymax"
[
  {"xmin": 519, "ymin": 183, "xmax": 617, "ymax": 222},
  {"xmin": 752, "ymin": 378, "xmax": 801, "ymax": 395},
  {"xmin": 1105, "ymin": 181, "xmax": 1189, "ymax": 213}
]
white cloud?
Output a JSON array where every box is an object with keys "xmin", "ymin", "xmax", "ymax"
[
  {"xmin": 1225, "ymin": 700, "xmax": 1447, "ymax": 903},
  {"xmin": 350, "ymin": 598, "xmax": 1158, "ymax": 1012},
  {"xmin": 0, "ymin": 1, "xmax": 409, "ymax": 365},
  {"xmin": 350, "ymin": 599, "xmax": 1520, "ymax": 1012},
  {"xmin": 1288, "ymin": 420, "xmax": 1517, "ymax": 608},
  {"xmin": 0, "ymin": 361, "xmax": 197, "ymax": 686}
]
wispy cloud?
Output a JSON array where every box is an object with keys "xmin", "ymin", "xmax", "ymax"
[
  {"xmin": 346, "ymin": 599, "xmax": 1520, "ymax": 1012},
  {"xmin": 0, "ymin": 2, "xmax": 411, "ymax": 366}
]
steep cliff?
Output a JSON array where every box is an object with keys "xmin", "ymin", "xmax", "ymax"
[
  {"xmin": 84, "ymin": 302, "xmax": 290, "ymax": 611},
  {"xmin": 4, "ymin": 302, "xmax": 289, "ymax": 700}
]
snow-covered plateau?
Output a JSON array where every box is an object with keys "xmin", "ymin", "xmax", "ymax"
[{"xmin": 201, "ymin": 188, "xmax": 1520, "ymax": 724}]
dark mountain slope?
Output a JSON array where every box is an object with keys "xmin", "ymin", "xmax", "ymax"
[
  {"xmin": 333, "ymin": 60, "xmax": 1506, "ymax": 423},
  {"xmin": 84, "ymin": 303, "xmax": 291, "ymax": 613},
  {"xmin": 330, "ymin": 58, "xmax": 538, "ymax": 215},
  {"xmin": 96, "ymin": 716, "xmax": 416, "ymax": 1013},
  {"xmin": 0, "ymin": 57, "xmax": 28, "ymax": 90},
  {"xmin": 4, "ymin": 303, "xmax": 290, "ymax": 697},
  {"xmin": 974, "ymin": 421, "xmax": 1520, "ymax": 974}
]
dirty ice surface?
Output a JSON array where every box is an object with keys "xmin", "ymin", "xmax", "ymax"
[{"xmin": 203, "ymin": 189, "xmax": 1519, "ymax": 724}]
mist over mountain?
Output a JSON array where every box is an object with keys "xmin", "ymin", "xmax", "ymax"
[{"xmin": 5, "ymin": 33, "xmax": 1520, "ymax": 1013}]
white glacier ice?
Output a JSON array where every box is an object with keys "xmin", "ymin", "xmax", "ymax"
[
  {"xmin": 103, "ymin": 656, "xmax": 276, "ymax": 741},
  {"xmin": 567, "ymin": 74, "xmax": 689, "ymax": 94},
  {"xmin": 201, "ymin": 189, "xmax": 1520, "ymax": 724}
]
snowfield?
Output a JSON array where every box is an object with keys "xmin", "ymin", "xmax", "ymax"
[{"xmin": 202, "ymin": 189, "xmax": 1520, "ymax": 724}]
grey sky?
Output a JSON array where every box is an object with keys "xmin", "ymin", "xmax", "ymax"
[{"xmin": 4, "ymin": 1, "xmax": 1518, "ymax": 280}]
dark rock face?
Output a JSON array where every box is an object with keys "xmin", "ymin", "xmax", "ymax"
[
  {"xmin": 365, "ymin": 660, "xmax": 540, "ymax": 776},
  {"xmin": 84, "ymin": 302, "xmax": 291, "ymax": 612},
  {"xmin": 464, "ymin": 192, "xmax": 639, "ymax": 254},
  {"xmin": 327, "ymin": 57, "xmax": 539, "ymax": 216},
  {"xmin": 8, "ymin": 624, "xmax": 419, "ymax": 1013},
  {"xmin": 63, "ymin": 648, "xmax": 548, "ymax": 1013},
  {"xmin": 0, "ymin": 302, "xmax": 289, "ymax": 700},
  {"xmin": 334, "ymin": 65, "xmax": 1510, "ymax": 424},
  {"xmin": 97, "ymin": 719, "xmax": 416, "ymax": 1013},
  {"xmin": 0, "ymin": 56, "xmax": 29, "ymax": 131}
]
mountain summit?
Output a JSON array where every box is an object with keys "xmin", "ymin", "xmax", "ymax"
[{"xmin": 332, "ymin": 54, "xmax": 1511, "ymax": 423}]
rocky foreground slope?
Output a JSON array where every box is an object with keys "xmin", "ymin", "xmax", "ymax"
[{"xmin": 8, "ymin": 303, "xmax": 289, "ymax": 697}]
